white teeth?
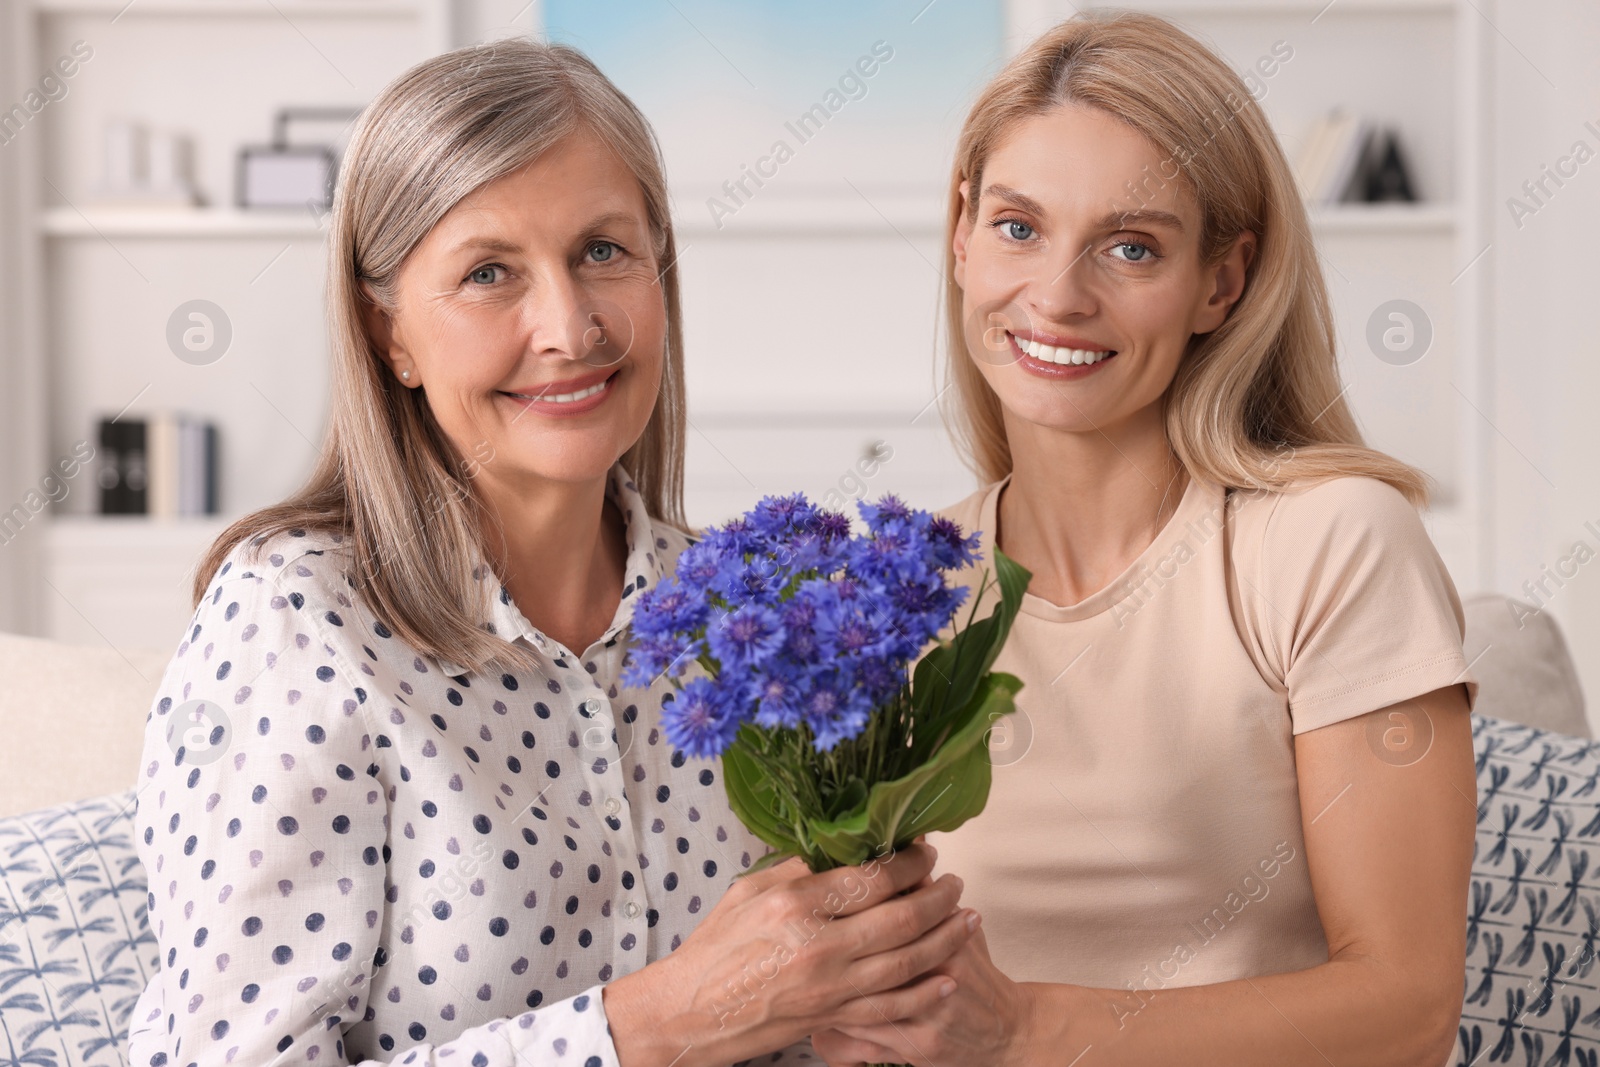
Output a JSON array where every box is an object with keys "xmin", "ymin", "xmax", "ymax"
[
  {"xmin": 511, "ymin": 378, "xmax": 609, "ymax": 403},
  {"xmin": 1015, "ymin": 335, "xmax": 1115, "ymax": 366}
]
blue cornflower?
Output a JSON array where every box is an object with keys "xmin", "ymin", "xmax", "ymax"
[
  {"xmin": 674, "ymin": 543, "xmax": 723, "ymax": 594},
  {"xmin": 850, "ymin": 655, "xmax": 902, "ymax": 707},
  {"xmin": 849, "ymin": 527, "xmax": 928, "ymax": 587},
  {"xmin": 751, "ymin": 494, "xmax": 815, "ymax": 539},
  {"xmin": 813, "ymin": 590, "xmax": 900, "ymax": 662},
  {"xmin": 661, "ymin": 675, "xmax": 743, "ymax": 759},
  {"xmin": 713, "ymin": 550, "xmax": 789, "ymax": 602},
  {"xmin": 779, "ymin": 596, "xmax": 824, "ymax": 663},
  {"xmin": 706, "ymin": 516, "xmax": 763, "ymax": 559},
  {"xmin": 621, "ymin": 491, "xmax": 985, "ymax": 758},
  {"xmin": 813, "ymin": 510, "xmax": 853, "ymax": 543},
  {"xmin": 753, "ymin": 670, "xmax": 806, "ymax": 730},
  {"xmin": 926, "ymin": 515, "xmax": 981, "ymax": 570},
  {"xmin": 888, "ymin": 574, "xmax": 969, "ymax": 640},
  {"xmin": 857, "ymin": 494, "xmax": 914, "ymax": 534},
  {"xmin": 632, "ymin": 580, "xmax": 707, "ymax": 639},
  {"xmin": 707, "ymin": 603, "xmax": 784, "ymax": 671},
  {"xmin": 620, "ymin": 632, "xmax": 701, "ymax": 689},
  {"xmin": 801, "ymin": 672, "xmax": 873, "ymax": 752}
]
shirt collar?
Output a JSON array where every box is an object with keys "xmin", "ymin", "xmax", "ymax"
[{"xmin": 436, "ymin": 461, "xmax": 667, "ymax": 675}]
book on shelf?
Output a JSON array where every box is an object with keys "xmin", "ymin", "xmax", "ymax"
[
  {"xmin": 97, "ymin": 413, "xmax": 218, "ymax": 517},
  {"xmin": 1292, "ymin": 110, "xmax": 1419, "ymax": 206},
  {"xmin": 96, "ymin": 419, "xmax": 146, "ymax": 515}
]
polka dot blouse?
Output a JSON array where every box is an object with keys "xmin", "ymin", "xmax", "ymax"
[{"xmin": 126, "ymin": 463, "xmax": 820, "ymax": 1066}]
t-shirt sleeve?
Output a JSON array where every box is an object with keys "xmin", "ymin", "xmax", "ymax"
[
  {"xmin": 126, "ymin": 544, "xmax": 622, "ymax": 1067},
  {"xmin": 1239, "ymin": 476, "xmax": 1478, "ymax": 734}
]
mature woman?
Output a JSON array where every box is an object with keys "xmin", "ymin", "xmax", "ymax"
[
  {"xmin": 812, "ymin": 12, "xmax": 1476, "ymax": 1067},
  {"xmin": 125, "ymin": 39, "xmax": 978, "ymax": 1067}
]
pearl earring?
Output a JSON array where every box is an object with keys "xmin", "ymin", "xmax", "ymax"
[{"xmin": 401, "ymin": 370, "xmax": 411, "ymax": 380}]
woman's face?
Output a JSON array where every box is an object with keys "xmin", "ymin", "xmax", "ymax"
[
  {"xmin": 952, "ymin": 103, "xmax": 1255, "ymax": 438},
  {"xmin": 369, "ymin": 127, "xmax": 666, "ymax": 496}
]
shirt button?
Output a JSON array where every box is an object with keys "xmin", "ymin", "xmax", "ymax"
[
  {"xmin": 603, "ymin": 797, "xmax": 622, "ymax": 816},
  {"xmin": 582, "ymin": 698, "xmax": 603, "ymax": 716},
  {"xmin": 623, "ymin": 901, "xmax": 640, "ymax": 918}
]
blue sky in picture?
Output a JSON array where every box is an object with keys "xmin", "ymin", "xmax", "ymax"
[{"xmin": 542, "ymin": 0, "xmax": 1005, "ymax": 209}]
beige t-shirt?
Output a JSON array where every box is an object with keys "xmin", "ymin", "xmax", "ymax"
[{"xmin": 926, "ymin": 473, "xmax": 1477, "ymax": 1011}]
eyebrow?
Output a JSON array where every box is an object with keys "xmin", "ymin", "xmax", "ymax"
[
  {"xmin": 981, "ymin": 183, "xmax": 1186, "ymax": 234},
  {"xmin": 448, "ymin": 235, "xmax": 522, "ymax": 257},
  {"xmin": 446, "ymin": 210, "xmax": 646, "ymax": 257}
]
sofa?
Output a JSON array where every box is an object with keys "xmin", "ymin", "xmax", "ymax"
[{"xmin": 0, "ymin": 592, "xmax": 1594, "ymax": 1065}]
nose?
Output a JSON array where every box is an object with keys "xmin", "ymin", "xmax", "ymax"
[
  {"xmin": 522, "ymin": 266, "xmax": 594, "ymax": 362},
  {"xmin": 1029, "ymin": 238, "xmax": 1101, "ymax": 325},
  {"xmin": 522, "ymin": 268, "xmax": 634, "ymax": 369}
]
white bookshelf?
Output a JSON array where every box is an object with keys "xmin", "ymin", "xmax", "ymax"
[
  {"xmin": 39, "ymin": 205, "xmax": 328, "ymax": 237},
  {"xmin": 5, "ymin": 0, "xmax": 450, "ymax": 641},
  {"xmin": 3, "ymin": 0, "xmax": 1496, "ymax": 646},
  {"xmin": 1306, "ymin": 202, "xmax": 1457, "ymax": 233},
  {"xmin": 40, "ymin": 515, "xmax": 228, "ymax": 650}
]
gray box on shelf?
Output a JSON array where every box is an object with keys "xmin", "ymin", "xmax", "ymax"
[{"xmin": 235, "ymin": 106, "xmax": 362, "ymax": 211}]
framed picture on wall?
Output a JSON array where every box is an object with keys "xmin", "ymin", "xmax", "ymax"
[{"xmin": 541, "ymin": 0, "xmax": 1006, "ymax": 229}]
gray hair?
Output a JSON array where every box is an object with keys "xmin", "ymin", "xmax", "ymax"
[{"xmin": 195, "ymin": 37, "xmax": 687, "ymax": 673}]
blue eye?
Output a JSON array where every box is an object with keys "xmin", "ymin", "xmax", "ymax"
[
  {"xmin": 468, "ymin": 265, "xmax": 502, "ymax": 285},
  {"xmin": 588, "ymin": 241, "xmax": 618, "ymax": 263},
  {"xmin": 1112, "ymin": 242, "xmax": 1154, "ymax": 262},
  {"xmin": 1002, "ymin": 220, "xmax": 1034, "ymax": 241}
]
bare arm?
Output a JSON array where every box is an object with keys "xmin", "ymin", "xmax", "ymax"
[{"xmin": 814, "ymin": 682, "xmax": 1476, "ymax": 1066}]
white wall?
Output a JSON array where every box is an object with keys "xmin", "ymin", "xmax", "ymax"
[
  {"xmin": 1486, "ymin": 0, "xmax": 1600, "ymax": 726},
  {"xmin": 0, "ymin": 0, "xmax": 47, "ymax": 634}
]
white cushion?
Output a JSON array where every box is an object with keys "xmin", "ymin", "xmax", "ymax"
[
  {"xmin": 0, "ymin": 631, "xmax": 169, "ymax": 819},
  {"xmin": 1463, "ymin": 594, "xmax": 1589, "ymax": 739}
]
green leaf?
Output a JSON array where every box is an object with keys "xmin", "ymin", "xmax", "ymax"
[
  {"xmin": 964, "ymin": 548, "xmax": 1031, "ymax": 682},
  {"xmin": 898, "ymin": 673, "xmax": 1021, "ymax": 841},
  {"xmin": 716, "ymin": 549, "xmax": 1031, "ymax": 876},
  {"xmin": 824, "ymin": 777, "xmax": 868, "ymax": 821},
  {"xmin": 908, "ymin": 548, "xmax": 1030, "ymax": 764},
  {"xmin": 721, "ymin": 730, "xmax": 802, "ymax": 858},
  {"xmin": 804, "ymin": 672, "xmax": 1023, "ymax": 867}
]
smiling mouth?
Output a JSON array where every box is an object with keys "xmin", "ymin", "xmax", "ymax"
[
  {"xmin": 1011, "ymin": 333, "xmax": 1118, "ymax": 366},
  {"xmin": 500, "ymin": 370, "xmax": 617, "ymax": 404}
]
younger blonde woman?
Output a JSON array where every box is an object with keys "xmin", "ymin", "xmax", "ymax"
[{"xmin": 813, "ymin": 12, "xmax": 1475, "ymax": 1067}]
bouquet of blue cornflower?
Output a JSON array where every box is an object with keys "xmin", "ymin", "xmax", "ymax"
[{"xmin": 622, "ymin": 492, "xmax": 1028, "ymax": 875}]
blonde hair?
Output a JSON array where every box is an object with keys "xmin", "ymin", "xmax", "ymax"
[
  {"xmin": 192, "ymin": 37, "xmax": 688, "ymax": 672},
  {"xmin": 942, "ymin": 10, "xmax": 1428, "ymax": 504}
]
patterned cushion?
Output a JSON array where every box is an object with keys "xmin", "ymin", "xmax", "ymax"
[
  {"xmin": 0, "ymin": 787, "xmax": 156, "ymax": 1067},
  {"xmin": 1462, "ymin": 713, "xmax": 1600, "ymax": 1064},
  {"xmin": 4, "ymin": 717, "xmax": 1600, "ymax": 1066}
]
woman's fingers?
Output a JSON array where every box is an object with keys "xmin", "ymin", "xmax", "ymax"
[
  {"xmin": 828, "ymin": 966, "xmax": 958, "ymax": 1029},
  {"xmin": 843, "ymin": 904, "xmax": 973, "ymax": 997},
  {"xmin": 749, "ymin": 854, "xmax": 814, "ymax": 887},
  {"xmin": 830, "ymin": 869, "xmax": 964, "ymax": 960},
  {"xmin": 655, "ymin": 845, "xmax": 967, "ymax": 1061},
  {"xmin": 720, "ymin": 854, "xmax": 811, "ymax": 905},
  {"xmin": 811, "ymin": 1025, "xmax": 894, "ymax": 1067},
  {"xmin": 815, "ymin": 841, "xmax": 938, "ymax": 918}
]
